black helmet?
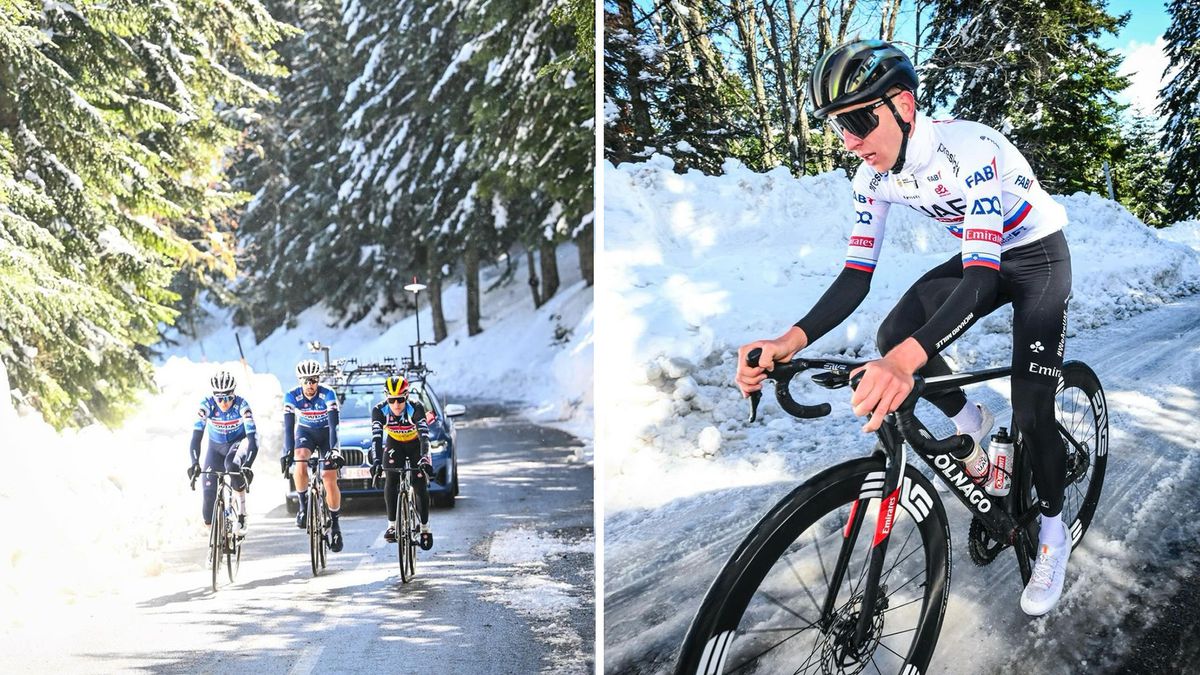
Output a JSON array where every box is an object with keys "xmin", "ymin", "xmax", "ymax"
[{"xmin": 809, "ymin": 39, "xmax": 918, "ymax": 118}]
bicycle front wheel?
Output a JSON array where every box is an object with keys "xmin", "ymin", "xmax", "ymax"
[
  {"xmin": 308, "ymin": 488, "xmax": 322, "ymax": 576},
  {"xmin": 399, "ymin": 487, "xmax": 415, "ymax": 582},
  {"xmin": 676, "ymin": 457, "xmax": 951, "ymax": 675},
  {"xmin": 210, "ymin": 492, "xmax": 223, "ymax": 592},
  {"xmin": 227, "ymin": 494, "xmax": 241, "ymax": 583}
]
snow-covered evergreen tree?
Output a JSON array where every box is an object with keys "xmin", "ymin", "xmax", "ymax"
[
  {"xmin": 0, "ymin": 0, "xmax": 289, "ymax": 428},
  {"xmin": 921, "ymin": 0, "xmax": 1129, "ymax": 195},
  {"xmin": 1160, "ymin": 0, "xmax": 1200, "ymax": 223}
]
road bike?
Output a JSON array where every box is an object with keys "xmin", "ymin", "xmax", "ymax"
[
  {"xmin": 379, "ymin": 465, "xmax": 424, "ymax": 582},
  {"xmin": 675, "ymin": 349, "xmax": 1108, "ymax": 674},
  {"xmin": 304, "ymin": 457, "xmax": 331, "ymax": 576},
  {"xmin": 191, "ymin": 469, "xmax": 248, "ymax": 592}
]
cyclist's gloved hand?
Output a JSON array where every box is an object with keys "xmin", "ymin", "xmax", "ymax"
[
  {"xmin": 327, "ymin": 448, "xmax": 345, "ymax": 470},
  {"xmin": 280, "ymin": 455, "xmax": 292, "ymax": 477},
  {"xmin": 187, "ymin": 463, "xmax": 201, "ymax": 481},
  {"xmin": 370, "ymin": 461, "xmax": 383, "ymax": 481},
  {"xmin": 242, "ymin": 467, "xmax": 254, "ymax": 486},
  {"xmin": 418, "ymin": 455, "xmax": 434, "ymax": 477}
]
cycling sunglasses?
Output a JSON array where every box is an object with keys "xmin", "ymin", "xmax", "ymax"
[
  {"xmin": 387, "ymin": 396, "xmax": 405, "ymax": 404},
  {"xmin": 828, "ymin": 96, "xmax": 893, "ymax": 140},
  {"xmin": 301, "ymin": 377, "xmax": 319, "ymax": 385},
  {"xmin": 214, "ymin": 394, "xmax": 235, "ymax": 403}
]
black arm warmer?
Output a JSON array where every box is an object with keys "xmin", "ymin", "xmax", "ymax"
[
  {"xmin": 794, "ymin": 267, "xmax": 873, "ymax": 346},
  {"xmin": 282, "ymin": 411, "xmax": 295, "ymax": 455},
  {"xmin": 245, "ymin": 433, "xmax": 259, "ymax": 467},
  {"xmin": 329, "ymin": 408, "xmax": 339, "ymax": 449},
  {"xmin": 911, "ymin": 266, "xmax": 1000, "ymax": 357},
  {"xmin": 370, "ymin": 405, "xmax": 384, "ymax": 464},
  {"xmin": 189, "ymin": 429, "xmax": 203, "ymax": 464}
]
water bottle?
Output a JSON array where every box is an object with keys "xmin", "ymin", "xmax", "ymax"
[{"xmin": 986, "ymin": 427, "xmax": 1014, "ymax": 496}]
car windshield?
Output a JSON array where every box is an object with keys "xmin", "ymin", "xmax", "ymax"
[{"xmin": 337, "ymin": 380, "xmax": 436, "ymax": 419}]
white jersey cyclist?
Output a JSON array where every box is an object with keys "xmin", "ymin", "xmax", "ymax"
[{"xmin": 845, "ymin": 112, "xmax": 1067, "ymax": 277}]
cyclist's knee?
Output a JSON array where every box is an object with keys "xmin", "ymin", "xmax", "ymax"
[{"xmin": 295, "ymin": 447, "xmax": 313, "ymax": 460}]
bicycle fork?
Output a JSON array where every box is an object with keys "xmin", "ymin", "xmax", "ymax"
[{"xmin": 823, "ymin": 424, "xmax": 907, "ymax": 655}]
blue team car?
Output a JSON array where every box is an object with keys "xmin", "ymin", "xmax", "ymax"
[{"xmin": 285, "ymin": 373, "xmax": 465, "ymax": 510}]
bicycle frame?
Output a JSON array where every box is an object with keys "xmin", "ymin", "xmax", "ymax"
[{"xmin": 747, "ymin": 353, "xmax": 1051, "ymax": 650}]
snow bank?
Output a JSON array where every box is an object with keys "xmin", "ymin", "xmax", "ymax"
[
  {"xmin": 0, "ymin": 359, "xmax": 283, "ymax": 619},
  {"xmin": 600, "ymin": 155, "xmax": 1200, "ymax": 512},
  {"xmin": 167, "ymin": 243, "xmax": 593, "ymax": 450}
]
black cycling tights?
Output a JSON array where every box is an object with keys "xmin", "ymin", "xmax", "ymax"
[
  {"xmin": 383, "ymin": 440, "xmax": 430, "ymax": 525},
  {"xmin": 877, "ymin": 230, "xmax": 1071, "ymax": 517}
]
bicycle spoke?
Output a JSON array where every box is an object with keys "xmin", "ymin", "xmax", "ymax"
[
  {"xmin": 782, "ymin": 555, "xmax": 826, "ymax": 617},
  {"xmin": 881, "ymin": 595, "xmax": 923, "ymax": 615},
  {"xmin": 758, "ymin": 591, "xmax": 819, "ymax": 625},
  {"xmin": 875, "ymin": 638, "xmax": 907, "ymax": 659},
  {"xmin": 880, "ymin": 524, "xmax": 917, "ymax": 588},
  {"xmin": 725, "ymin": 626, "xmax": 811, "ymax": 673}
]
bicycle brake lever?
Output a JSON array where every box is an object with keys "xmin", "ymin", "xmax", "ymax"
[{"xmin": 748, "ymin": 390, "xmax": 762, "ymax": 423}]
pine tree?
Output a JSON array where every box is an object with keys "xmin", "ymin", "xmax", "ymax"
[
  {"xmin": 0, "ymin": 0, "xmax": 289, "ymax": 428},
  {"xmin": 1160, "ymin": 0, "xmax": 1200, "ymax": 223},
  {"xmin": 1111, "ymin": 116, "xmax": 1169, "ymax": 227},
  {"xmin": 921, "ymin": 0, "xmax": 1129, "ymax": 195}
]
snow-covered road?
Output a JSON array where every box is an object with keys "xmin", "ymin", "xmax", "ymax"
[{"xmin": 604, "ymin": 289, "xmax": 1200, "ymax": 675}]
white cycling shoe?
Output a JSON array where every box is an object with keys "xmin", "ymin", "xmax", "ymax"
[{"xmin": 1021, "ymin": 520, "xmax": 1072, "ymax": 616}]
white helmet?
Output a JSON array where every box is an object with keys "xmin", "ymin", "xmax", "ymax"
[
  {"xmin": 295, "ymin": 359, "xmax": 322, "ymax": 380},
  {"xmin": 210, "ymin": 371, "xmax": 236, "ymax": 395}
]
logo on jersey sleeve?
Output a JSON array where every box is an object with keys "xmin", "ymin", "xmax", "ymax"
[
  {"xmin": 935, "ymin": 184, "xmax": 950, "ymax": 197},
  {"xmin": 965, "ymin": 229, "xmax": 1002, "ymax": 244},
  {"xmin": 849, "ymin": 236, "xmax": 875, "ymax": 248},
  {"xmin": 853, "ymin": 192, "xmax": 875, "ymax": 205},
  {"xmin": 971, "ymin": 197, "xmax": 1002, "ymax": 216},
  {"xmin": 964, "ymin": 161, "xmax": 997, "ymax": 189}
]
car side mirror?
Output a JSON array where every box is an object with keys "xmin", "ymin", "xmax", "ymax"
[{"xmin": 444, "ymin": 403, "xmax": 466, "ymax": 418}]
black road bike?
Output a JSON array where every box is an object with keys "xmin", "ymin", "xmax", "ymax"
[
  {"xmin": 379, "ymin": 465, "xmax": 424, "ymax": 582},
  {"xmin": 676, "ymin": 349, "xmax": 1108, "ymax": 674},
  {"xmin": 305, "ymin": 457, "xmax": 331, "ymax": 576},
  {"xmin": 191, "ymin": 469, "xmax": 248, "ymax": 592}
]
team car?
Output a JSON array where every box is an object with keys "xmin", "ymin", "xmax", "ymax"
[{"xmin": 285, "ymin": 356, "xmax": 465, "ymax": 510}]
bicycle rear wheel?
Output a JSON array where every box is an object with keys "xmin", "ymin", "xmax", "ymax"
[
  {"xmin": 210, "ymin": 492, "xmax": 223, "ymax": 592},
  {"xmin": 676, "ymin": 457, "xmax": 950, "ymax": 675},
  {"xmin": 399, "ymin": 486, "xmax": 415, "ymax": 583},
  {"xmin": 1014, "ymin": 360, "xmax": 1108, "ymax": 562}
]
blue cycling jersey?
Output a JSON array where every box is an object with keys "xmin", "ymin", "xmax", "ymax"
[
  {"xmin": 283, "ymin": 385, "xmax": 340, "ymax": 428},
  {"xmin": 194, "ymin": 395, "xmax": 256, "ymax": 444}
]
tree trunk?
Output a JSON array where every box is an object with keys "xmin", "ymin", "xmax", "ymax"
[
  {"xmin": 785, "ymin": 0, "xmax": 813, "ymax": 172},
  {"xmin": 526, "ymin": 248, "xmax": 542, "ymax": 308},
  {"xmin": 731, "ymin": 0, "xmax": 774, "ymax": 166},
  {"xmin": 428, "ymin": 261, "xmax": 448, "ymax": 343},
  {"xmin": 817, "ymin": 0, "xmax": 834, "ymax": 172},
  {"xmin": 882, "ymin": 0, "xmax": 901, "ymax": 40},
  {"xmin": 577, "ymin": 222, "xmax": 594, "ymax": 287},
  {"xmin": 540, "ymin": 240, "xmax": 560, "ymax": 302},
  {"xmin": 836, "ymin": 0, "xmax": 859, "ymax": 42},
  {"xmin": 465, "ymin": 242, "xmax": 482, "ymax": 336},
  {"xmin": 761, "ymin": 4, "xmax": 797, "ymax": 167},
  {"xmin": 615, "ymin": 0, "xmax": 654, "ymax": 146}
]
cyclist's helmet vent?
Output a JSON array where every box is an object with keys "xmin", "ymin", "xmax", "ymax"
[
  {"xmin": 809, "ymin": 39, "xmax": 918, "ymax": 119},
  {"xmin": 385, "ymin": 376, "xmax": 410, "ymax": 398},
  {"xmin": 295, "ymin": 359, "xmax": 322, "ymax": 379},
  {"xmin": 210, "ymin": 371, "xmax": 236, "ymax": 395}
]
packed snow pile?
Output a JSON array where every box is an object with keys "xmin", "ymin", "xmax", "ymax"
[
  {"xmin": 1158, "ymin": 218, "xmax": 1200, "ymax": 252},
  {"xmin": 601, "ymin": 155, "xmax": 1200, "ymax": 512},
  {"xmin": 169, "ymin": 243, "xmax": 593, "ymax": 447},
  {"xmin": 0, "ymin": 359, "xmax": 283, "ymax": 619}
]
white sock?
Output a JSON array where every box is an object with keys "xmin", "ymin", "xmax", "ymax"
[
  {"xmin": 388, "ymin": 520, "xmax": 396, "ymax": 529},
  {"xmin": 1040, "ymin": 513, "xmax": 1066, "ymax": 547},
  {"xmin": 237, "ymin": 492, "xmax": 247, "ymax": 513},
  {"xmin": 952, "ymin": 401, "xmax": 983, "ymax": 433}
]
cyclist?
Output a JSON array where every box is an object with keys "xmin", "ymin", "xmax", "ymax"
[
  {"xmin": 188, "ymin": 371, "xmax": 258, "ymax": 536},
  {"xmin": 736, "ymin": 39, "xmax": 1073, "ymax": 617},
  {"xmin": 280, "ymin": 359, "xmax": 346, "ymax": 552},
  {"xmin": 369, "ymin": 375, "xmax": 435, "ymax": 550}
]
